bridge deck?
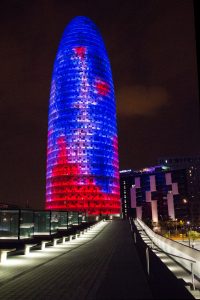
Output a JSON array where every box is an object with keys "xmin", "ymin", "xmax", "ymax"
[{"xmin": 0, "ymin": 220, "xmax": 152, "ymax": 299}]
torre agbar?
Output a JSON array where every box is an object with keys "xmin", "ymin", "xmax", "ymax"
[{"xmin": 45, "ymin": 16, "xmax": 121, "ymax": 215}]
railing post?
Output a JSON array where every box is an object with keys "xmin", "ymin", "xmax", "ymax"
[
  {"xmin": 130, "ymin": 224, "xmax": 133, "ymax": 232},
  {"xmin": 18, "ymin": 209, "xmax": 21, "ymax": 240},
  {"xmin": 32, "ymin": 210, "xmax": 35, "ymax": 237},
  {"xmin": 146, "ymin": 247, "xmax": 150, "ymax": 275},
  {"xmin": 191, "ymin": 263, "xmax": 195, "ymax": 290},
  {"xmin": 133, "ymin": 232, "xmax": 137, "ymax": 244},
  {"xmin": 49, "ymin": 210, "xmax": 52, "ymax": 235}
]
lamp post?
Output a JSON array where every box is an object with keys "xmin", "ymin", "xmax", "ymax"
[
  {"xmin": 187, "ymin": 221, "xmax": 191, "ymax": 247},
  {"xmin": 175, "ymin": 218, "xmax": 178, "ymax": 235}
]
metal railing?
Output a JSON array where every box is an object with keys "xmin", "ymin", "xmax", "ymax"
[{"xmin": 134, "ymin": 218, "xmax": 200, "ymax": 286}]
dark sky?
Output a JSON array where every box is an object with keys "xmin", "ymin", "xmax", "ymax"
[{"xmin": 0, "ymin": 0, "xmax": 199, "ymax": 209}]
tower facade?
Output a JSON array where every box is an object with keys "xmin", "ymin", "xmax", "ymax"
[{"xmin": 45, "ymin": 16, "xmax": 120, "ymax": 215}]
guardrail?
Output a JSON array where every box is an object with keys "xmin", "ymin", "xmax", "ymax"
[
  {"xmin": 0, "ymin": 209, "xmax": 88, "ymax": 239},
  {"xmin": 135, "ymin": 218, "xmax": 200, "ymax": 282}
]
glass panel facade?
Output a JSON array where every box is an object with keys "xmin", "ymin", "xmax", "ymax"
[
  {"xmin": 51, "ymin": 211, "xmax": 68, "ymax": 233},
  {"xmin": 68, "ymin": 211, "xmax": 78, "ymax": 227},
  {"xmin": 0, "ymin": 210, "xmax": 19, "ymax": 239},
  {"xmin": 34, "ymin": 211, "xmax": 51, "ymax": 235},
  {"xmin": 58, "ymin": 211, "xmax": 68, "ymax": 229},
  {"xmin": 0, "ymin": 209, "xmax": 87, "ymax": 239},
  {"xmin": 78, "ymin": 212, "xmax": 86, "ymax": 224},
  {"xmin": 20, "ymin": 210, "xmax": 34, "ymax": 239}
]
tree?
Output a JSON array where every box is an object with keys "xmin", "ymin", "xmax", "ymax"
[{"xmin": 188, "ymin": 230, "xmax": 200, "ymax": 243}]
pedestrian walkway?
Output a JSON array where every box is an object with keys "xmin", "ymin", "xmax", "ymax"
[{"xmin": 0, "ymin": 220, "xmax": 152, "ymax": 299}]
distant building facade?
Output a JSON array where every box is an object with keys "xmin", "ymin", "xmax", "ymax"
[
  {"xmin": 158, "ymin": 156, "xmax": 200, "ymax": 222},
  {"xmin": 120, "ymin": 166, "xmax": 189, "ymax": 223}
]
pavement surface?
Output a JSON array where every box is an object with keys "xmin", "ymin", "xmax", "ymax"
[
  {"xmin": 178, "ymin": 240, "xmax": 200, "ymax": 250},
  {"xmin": 0, "ymin": 220, "xmax": 152, "ymax": 299}
]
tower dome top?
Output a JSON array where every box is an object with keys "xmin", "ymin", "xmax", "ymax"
[
  {"xmin": 58, "ymin": 16, "xmax": 105, "ymax": 52},
  {"xmin": 66, "ymin": 16, "xmax": 98, "ymax": 29}
]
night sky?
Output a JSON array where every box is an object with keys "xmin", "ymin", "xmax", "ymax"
[{"xmin": 0, "ymin": 0, "xmax": 199, "ymax": 209}]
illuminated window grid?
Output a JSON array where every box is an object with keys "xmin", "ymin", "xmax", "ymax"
[{"xmin": 45, "ymin": 17, "xmax": 120, "ymax": 215}]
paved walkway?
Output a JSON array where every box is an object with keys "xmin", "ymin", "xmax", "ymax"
[{"xmin": 0, "ymin": 220, "xmax": 152, "ymax": 299}]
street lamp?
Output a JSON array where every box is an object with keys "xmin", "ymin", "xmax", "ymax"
[
  {"xmin": 175, "ymin": 218, "xmax": 178, "ymax": 234},
  {"xmin": 187, "ymin": 221, "xmax": 191, "ymax": 247}
]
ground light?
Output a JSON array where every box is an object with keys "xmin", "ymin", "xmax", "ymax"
[{"xmin": 0, "ymin": 220, "xmax": 108, "ymax": 268}]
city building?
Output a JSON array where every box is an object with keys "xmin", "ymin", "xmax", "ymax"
[
  {"xmin": 158, "ymin": 156, "xmax": 200, "ymax": 169},
  {"xmin": 158, "ymin": 156, "xmax": 200, "ymax": 222},
  {"xmin": 120, "ymin": 166, "xmax": 189, "ymax": 222},
  {"xmin": 45, "ymin": 16, "xmax": 120, "ymax": 215}
]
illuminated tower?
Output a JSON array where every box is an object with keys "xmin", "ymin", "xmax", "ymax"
[{"xmin": 46, "ymin": 16, "xmax": 120, "ymax": 215}]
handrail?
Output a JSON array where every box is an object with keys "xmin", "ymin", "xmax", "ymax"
[
  {"xmin": 133, "ymin": 219, "xmax": 198, "ymax": 291},
  {"xmin": 152, "ymin": 247, "xmax": 196, "ymax": 264}
]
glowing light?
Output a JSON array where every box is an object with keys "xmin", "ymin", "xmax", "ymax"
[
  {"xmin": 119, "ymin": 169, "xmax": 132, "ymax": 173},
  {"xmin": 45, "ymin": 16, "xmax": 120, "ymax": 215},
  {"xmin": 95, "ymin": 79, "xmax": 110, "ymax": 95}
]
